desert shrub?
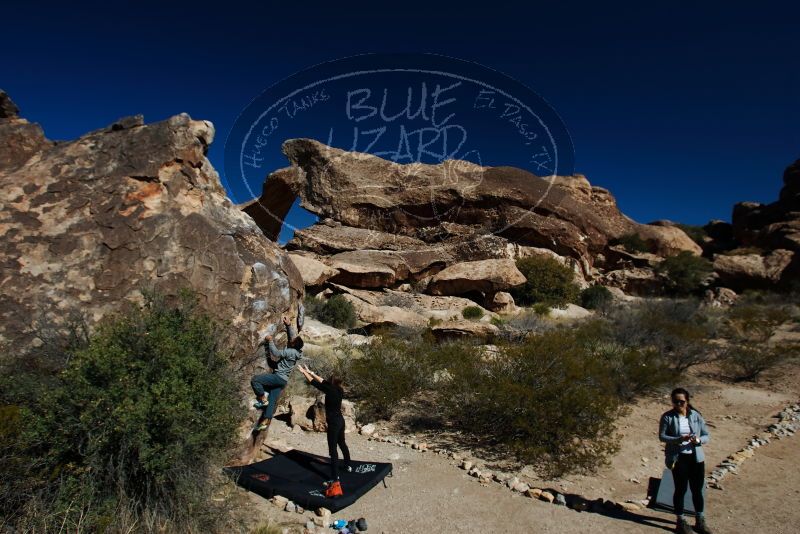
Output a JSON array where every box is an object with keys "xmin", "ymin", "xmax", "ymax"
[
  {"xmin": 580, "ymin": 285, "xmax": 613, "ymax": 311},
  {"xmin": 576, "ymin": 321, "xmax": 673, "ymax": 399},
  {"xmin": 439, "ymin": 327, "xmax": 628, "ymax": 476},
  {"xmin": 675, "ymin": 224, "xmax": 708, "ymax": 246},
  {"xmin": 511, "ymin": 256, "xmax": 580, "ymax": 308},
  {"xmin": 532, "ymin": 302, "xmax": 551, "ymax": 316},
  {"xmin": 610, "ymin": 233, "xmax": 650, "ymax": 253},
  {"xmin": 490, "ymin": 316, "xmax": 505, "ymax": 326},
  {"xmin": 607, "ymin": 299, "xmax": 716, "ymax": 373},
  {"xmin": 721, "ymin": 344, "xmax": 794, "ymax": 382},
  {"xmin": 462, "ymin": 305, "xmax": 485, "ymax": 320},
  {"xmin": 656, "ymin": 251, "xmax": 714, "ymax": 295},
  {"xmin": 315, "ymin": 294, "xmax": 357, "ymax": 329},
  {"xmin": 0, "ymin": 291, "xmax": 242, "ymax": 533},
  {"xmin": 719, "ymin": 303, "xmax": 796, "ymax": 381},
  {"xmin": 339, "ymin": 335, "xmax": 433, "ymax": 420},
  {"xmin": 428, "ymin": 316, "xmax": 443, "ymax": 327}
]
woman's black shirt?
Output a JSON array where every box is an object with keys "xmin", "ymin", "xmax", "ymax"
[{"xmin": 311, "ymin": 379, "xmax": 343, "ymax": 417}]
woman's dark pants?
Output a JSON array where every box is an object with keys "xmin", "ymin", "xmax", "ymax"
[
  {"xmin": 327, "ymin": 413, "xmax": 351, "ymax": 480},
  {"xmin": 672, "ymin": 452, "xmax": 705, "ymax": 516}
]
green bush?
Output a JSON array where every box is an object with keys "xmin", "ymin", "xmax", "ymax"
[
  {"xmin": 1, "ymin": 292, "xmax": 242, "ymax": 533},
  {"xmin": 462, "ymin": 306, "xmax": 485, "ymax": 320},
  {"xmin": 610, "ymin": 233, "xmax": 650, "ymax": 253},
  {"xmin": 512, "ymin": 256, "xmax": 580, "ymax": 308},
  {"xmin": 439, "ymin": 327, "xmax": 629, "ymax": 476},
  {"xmin": 338, "ymin": 335, "xmax": 435, "ymax": 420},
  {"xmin": 314, "ymin": 294, "xmax": 357, "ymax": 329},
  {"xmin": 580, "ymin": 285, "xmax": 613, "ymax": 311},
  {"xmin": 532, "ymin": 302, "xmax": 551, "ymax": 316},
  {"xmin": 722, "ymin": 343, "xmax": 793, "ymax": 382},
  {"xmin": 720, "ymin": 303, "xmax": 795, "ymax": 381},
  {"xmin": 656, "ymin": 251, "xmax": 714, "ymax": 295},
  {"xmin": 607, "ymin": 299, "xmax": 715, "ymax": 373}
]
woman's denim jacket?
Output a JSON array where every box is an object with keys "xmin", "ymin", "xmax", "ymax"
[{"xmin": 659, "ymin": 408, "xmax": 710, "ymax": 468}]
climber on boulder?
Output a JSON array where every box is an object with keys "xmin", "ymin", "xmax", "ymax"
[{"xmin": 251, "ymin": 315, "xmax": 303, "ymax": 432}]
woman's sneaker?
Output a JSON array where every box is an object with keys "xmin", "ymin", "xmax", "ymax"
[
  {"xmin": 254, "ymin": 420, "xmax": 270, "ymax": 432},
  {"xmin": 253, "ymin": 399, "xmax": 269, "ymax": 410},
  {"xmin": 694, "ymin": 517, "xmax": 713, "ymax": 534},
  {"xmin": 675, "ymin": 518, "xmax": 692, "ymax": 534}
]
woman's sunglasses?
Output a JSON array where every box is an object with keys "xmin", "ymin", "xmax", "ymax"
[{"xmin": 672, "ymin": 399, "xmax": 687, "ymax": 405}]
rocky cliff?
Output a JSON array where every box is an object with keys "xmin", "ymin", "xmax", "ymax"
[
  {"xmin": 0, "ymin": 91, "xmax": 303, "ymax": 351},
  {"xmin": 242, "ymin": 139, "xmax": 701, "ymax": 302}
]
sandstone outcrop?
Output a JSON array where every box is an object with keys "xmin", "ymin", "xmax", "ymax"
[
  {"xmin": 426, "ymin": 259, "xmax": 527, "ymax": 296},
  {"xmin": 730, "ymin": 159, "xmax": 800, "ymax": 253},
  {"xmin": 712, "ymin": 249, "xmax": 795, "ymax": 290},
  {"xmin": 247, "ymin": 139, "xmax": 700, "ymax": 272},
  {"xmin": 0, "ymin": 92, "xmax": 302, "ymax": 349}
]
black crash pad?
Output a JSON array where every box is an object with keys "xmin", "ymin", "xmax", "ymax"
[
  {"xmin": 223, "ymin": 449, "xmax": 392, "ymax": 512},
  {"xmin": 647, "ymin": 468, "xmax": 702, "ymax": 516}
]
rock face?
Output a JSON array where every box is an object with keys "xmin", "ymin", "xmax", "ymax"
[
  {"xmin": 731, "ymin": 160, "xmax": 800, "ymax": 253},
  {"xmin": 712, "ymin": 249, "xmax": 795, "ymax": 290},
  {"xmin": 248, "ymin": 139, "xmax": 699, "ymax": 269},
  {"xmin": 427, "ymin": 259, "xmax": 527, "ymax": 296},
  {"xmin": 0, "ymin": 92, "xmax": 302, "ymax": 349},
  {"xmin": 237, "ymin": 138, "xmax": 709, "ymax": 306}
]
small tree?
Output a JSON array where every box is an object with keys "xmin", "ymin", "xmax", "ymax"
[
  {"xmin": 462, "ymin": 306, "xmax": 485, "ymax": 320},
  {"xmin": 656, "ymin": 251, "xmax": 713, "ymax": 295},
  {"xmin": 316, "ymin": 294, "xmax": 357, "ymax": 329},
  {"xmin": 512, "ymin": 256, "xmax": 580, "ymax": 308},
  {"xmin": 580, "ymin": 285, "xmax": 613, "ymax": 311}
]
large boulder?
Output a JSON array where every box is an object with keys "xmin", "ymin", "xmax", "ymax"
[
  {"xmin": 337, "ymin": 293, "xmax": 428, "ymax": 330},
  {"xmin": 326, "ymin": 250, "xmax": 412, "ymax": 288},
  {"xmin": 0, "ymin": 92, "xmax": 302, "ymax": 350},
  {"xmin": 426, "ymin": 259, "xmax": 527, "ymax": 296},
  {"xmin": 712, "ymin": 249, "xmax": 795, "ymax": 290},
  {"xmin": 600, "ymin": 268, "xmax": 664, "ymax": 296},
  {"xmin": 287, "ymin": 251, "xmax": 339, "ymax": 287},
  {"xmin": 636, "ymin": 224, "xmax": 703, "ymax": 257},
  {"xmin": 430, "ymin": 320, "xmax": 499, "ymax": 342},
  {"xmin": 247, "ymin": 138, "xmax": 694, "ymax": 269}
]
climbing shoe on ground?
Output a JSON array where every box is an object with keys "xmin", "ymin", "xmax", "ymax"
[
  {"xmin": 324, "ymin": 480, "xmax": 343, "ymax": 498},
  {"xmin": 254, "ymin": 420, "xmax": 270, "ymax": 432},
  {"xmin": 694, "ymin": 518, "xmax": 713, "ymax": 534}
]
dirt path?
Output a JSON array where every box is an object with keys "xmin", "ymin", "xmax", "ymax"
[
  {"xmin": 241, "ymin": 368, "xmax": 800, "ymax": 533},
  {"xmin": 707, "ymin": 434, "xmax": 800, "ymax": 534}
]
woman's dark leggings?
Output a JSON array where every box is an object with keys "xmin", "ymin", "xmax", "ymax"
[
  {"xmin": 672, "ymin": 453, "xmax": 705, "ymax": 516},
  {"xmin": 327, "ymin": 414, "xmax": 351, "ymax": 480}
]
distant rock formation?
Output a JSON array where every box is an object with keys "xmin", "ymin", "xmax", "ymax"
[
  {"xmin": 0, "ymin": 90, "xmax": 303, "ymax": 350},
  {"xmin": 703, "ymin": 159, "xmax": 800, "ymax": 290},
  {"xmin": 243, "ymin": 138, "xmax": 701, "ymax": 303},
  {"xmin": 731, "ymin": 160, "xmax": 800, "ymax": 252}
]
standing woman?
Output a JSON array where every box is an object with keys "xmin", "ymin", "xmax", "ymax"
[
  {"xmin": 297, "ymin": 364, "xmax": 351, "ymax": 498},
  {"xmin": 659, "ymin": 387, "xmax": 713, "ymax": 534}
]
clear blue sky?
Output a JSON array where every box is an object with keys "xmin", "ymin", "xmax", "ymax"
[{"xmin": 3, "ymin": 1, "xmax": 798, "ymax": 243}]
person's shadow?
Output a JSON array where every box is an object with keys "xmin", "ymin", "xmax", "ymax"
[{"xmin": 557, "ymin": 492, "xmax": 676, "ymax": 532}]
